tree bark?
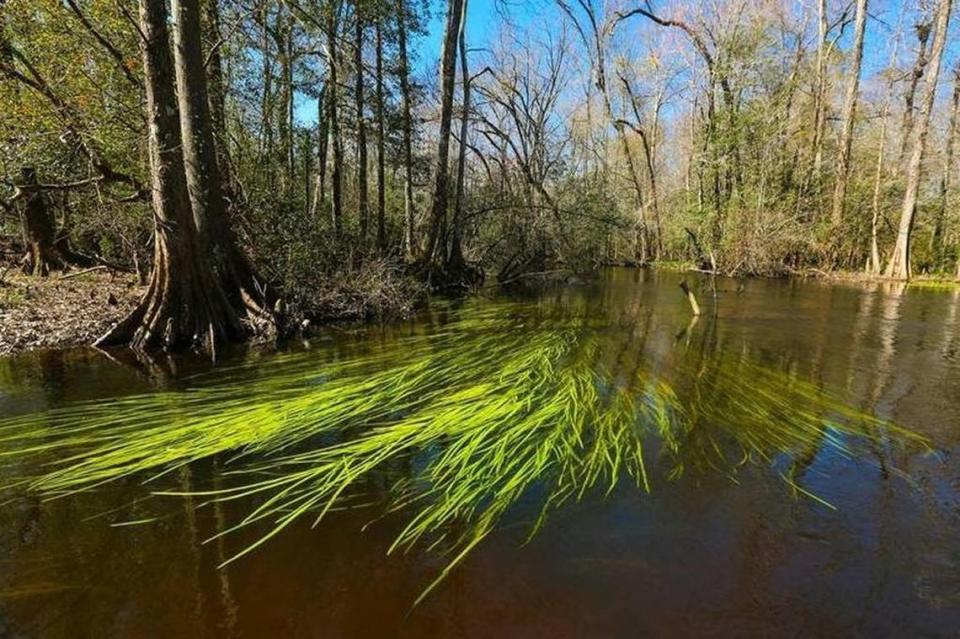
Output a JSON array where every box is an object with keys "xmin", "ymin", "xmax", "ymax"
[
  {"xmin": 328, "ymin": 4, "xmax": 344, "ymax": 240},
  {"xmin": 868, "ymin": 9, "xmax": 905, "ymax": 275},
  {"xmin": 354, "ymin": 12, "xmax": 369, "ymax": 247},
  {"xmin": 397, "ymin": 0, "xmax": 417, "ymax": 260},
  {"xmin": 173, "ymin": 0, "xmax": 274, "ymax": 318},
  {"xmin": 309, "ymin": 83, "xmax": 329, "ymax": 218},
  {"xmin": 18, "ymin": 167, "xmax": 64, "ymax": 276},
  {"xmin": 885, "ymin": 0, "xmax": 952, "ymax": 280},
  {"xmin": 449, "ymin": 0, "xmax": 469, "ymax": 270},
  {"xmin": 202, "ymin": 0, "xmax": 238, "ymax": 207},
  {"xmin": 931, "ymin": 65, "xmax": 960, "ymax": 263},
  {"xmin": 99, "ymin": 0, "xmax": 243, "ymax": 352},
  {"xmin": 422, "ymin": 0, "xmax": 466, "ymax": 265},
  {"xmin": 830, "ymin": 0, "xmax": 868, "ymax": 227},
  {"xmin": 812, "ymin": 0, "xmax": 828, "ymax": 181},
  {"xmin": 258, "ymin": 5, "xmax": 275, "ymax": 188},
  {"xmin": 375, "ymin": 19, "xmax": 387, "ymax": 252},
  {"xmin": 898, "ymin": 21, "xmax": 932, "ymax": 169}
]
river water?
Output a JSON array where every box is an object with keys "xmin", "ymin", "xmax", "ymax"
[{"xmin": 0, "ymin": 269, "xmax": 957, "ymax": 637}]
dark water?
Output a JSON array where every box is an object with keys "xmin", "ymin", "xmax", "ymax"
[{"xmin": 0, "ymin": 269, "xmax": 958, "ymax": 638}]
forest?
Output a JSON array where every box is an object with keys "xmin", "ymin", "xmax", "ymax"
[
  {"xmin": 1, "ymin": 0, "xmax": 958, "ymax": 353},
  {"xmin": 1, "ymin": 2, "xmax": 960, "ymax": 634}
]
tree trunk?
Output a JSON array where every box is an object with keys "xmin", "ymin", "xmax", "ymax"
[
  {"xmin": 448, "ymin": 0, "xmax": 469, "ymax": 270},
  {"xmin": 931, "ymin": 65, "xmax": 960, "ymax": 263},
  {"xmin": 397, "ymin": 0, "xmax": 417, "ymax": 260},
  {"xmin": 202, "ymin": 0, "xmax": 236, "ymax": 202},
  {"xmin": 830, "ymin": 0, "xmax": 868, "ymax": 227},
  {"xmin": 593, "ymin": 37, "xmax": 647, "ymax": 262},
  {"xmin": 328, "ymin": 5, "xmax": 344, "ymax": 240},
  {"xmin": 375, "ymin": 19, "xmax": 387, "ymax": 252},
  {"xmin": 422, "ymin": 0, "xmax": 466, "ymax": 265},
  {"xmin": 18, "ymin": 167, "xmax": 64, "ymax": 276},
  {"xmin": 258, "ymin": 5, "xmax": 274, "ymax": 188},
  {"xmin": 284, "ymin": 17, "xmax": 295, "ymax": 196},
  {"xmin": 99, "ymin": 0, "xmax": 242, "ymax": 352},
  {"xmin": 898, "ymin": 21, "xmax": 932, "ymax": 169},
  {"xmin": 885, "ymin": 0, "xmax": 952, "ymax": 280},
  {"xmin": 620, "ymin": 75, "xmax": 661, "ymax": 261},
  {"xmin": 811, "ymin": 0, "xmax": 828, "ymax": 181},
  {"xmin": 173, "ymin": 0, "xmax": 274, "ymax": 318},
  {"xmin": 868, "ymin": 8, "xmax": 905, "ymax": 275},
  {"xmin": 309, "ymin": 83, "xmax": 329, "ymax": 218},
  {"xmin": 173, "ymin": 0, "xmax": 227, "ymax": 243},
  {"xmin": 354, "ymin": 13, "xmax": 369, "ymax": 247}
]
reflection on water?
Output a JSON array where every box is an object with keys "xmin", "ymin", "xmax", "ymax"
[{"xmin": 0, "ymin": 269, "xmax": 958, "ymax": 637}]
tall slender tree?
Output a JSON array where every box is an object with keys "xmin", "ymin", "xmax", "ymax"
[
  {"xmin": 898, "ymin": 20, "xmax": 932, "ymax": 168},
  {"xmin": 375, "ymin": 17, "xmax": 387, "ymax": 252},
  {"xmin": 931, "ymin": 65, "xmax": 960, "ymax": 262},
  {"xmin": 327, "ymin": 1, "xmax": 344, "ymax": 239},
  {"xmin": 830, "ymin": 0, "xmax": 868, "ymax": 227},
  {"xmin": 422, "ymin": 0, "xmax": 466, "ymax": 266},
  {"xmin": 448, "ymin": 0, "xmax": 469, "ymax": 271},
  {"xmin": 354, "ymin": 7, "xmax": 369, "ymax": 246},
  {"xmin": 397, "ymin": 0, "xmax": 417, "ymax": 259},
  {"xmin": 868, "ymin": 7, "xmax": 905, "ymax": 275},
  {"xmin": 885, "ymin": 0, "xmax": 953, "ymax": 280}
]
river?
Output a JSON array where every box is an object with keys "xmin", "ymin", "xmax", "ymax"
[{"xmin": 0, "ymin": 269, "xmax": 957, "ymax": 637}]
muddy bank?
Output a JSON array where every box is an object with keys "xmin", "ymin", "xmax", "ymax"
[{"xmin": 0, "ymin": 262, "xmax": 429, "ymax": 357}]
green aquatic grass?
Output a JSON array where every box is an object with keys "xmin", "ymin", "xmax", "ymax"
[{"xmin": 0, "ymin": 300, "xmax": 929, "ymax": 601}]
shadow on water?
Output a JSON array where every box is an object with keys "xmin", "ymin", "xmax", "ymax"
[{"xmin": 0, "ymin": 269, "xmax": 957, "ymax": 636}]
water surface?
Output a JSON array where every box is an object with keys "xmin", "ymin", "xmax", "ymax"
[{"xmin": 0, "ymin": 269, "xmax": 958, "ymax": 637}]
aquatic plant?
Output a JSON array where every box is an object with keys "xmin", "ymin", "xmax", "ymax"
[{"xmin": 0, "ymin": 300, "xmax": 928, "ymax": 601}]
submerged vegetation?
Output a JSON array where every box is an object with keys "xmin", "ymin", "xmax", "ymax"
[{"xmin": 0, "ymin": 299, "xmax": 928, "ymax": 601}]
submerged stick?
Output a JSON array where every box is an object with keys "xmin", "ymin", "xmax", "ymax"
[{"xmin": 679, "ymin": 280, "xmax": 701, "ymax": 316}]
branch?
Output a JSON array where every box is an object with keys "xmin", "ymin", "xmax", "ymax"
[
  {"xmin": 613, "ymin": 6, "xmax": 715, "ymax": 72},
  {"xmin": 64, "ymin": 0, "xmax": 142, "ymax": 90},
  {"xmin": 0, "ymin": 44, "xmax": 148, "ymax": 201}
]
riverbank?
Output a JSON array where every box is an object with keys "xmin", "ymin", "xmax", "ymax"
[
  {"xmin": 4, "ymin": 261, "xmax": 956, "ymax": 357},
  {"xmin": 0, "ymin": 260, "xmax": 428, "ymax": 357},
  {"xmin": 0, "ymin": 269, "xmax": 144, "ymax": 356},
  {"xmin": 652, "ymin": 260, "xmax": 960, "ymax": 288}
]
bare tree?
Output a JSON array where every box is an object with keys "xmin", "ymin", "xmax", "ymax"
[
  {"xmin": 422, "ymin": 0, "xmax": 467, "ymax": 265},
  {"xmin": 557, "ymin": 0, "xmax": 654, "ymax": 262},
  {"xmin": 886, "ymin": 0, "xmax": 953, "ymax": 280},
  {"xmin": 868, "ymin": 7, "xmax": 906, "ymax": 275},
  {"xmin": 830, "ymin": 0, "xmax": 868, "ymax": 226},
  {"xmin": 898, "ymin": 19, "xmax": 933, "ymax": 168},
  {"xmin": 931, "ymin": 65, "xmax": 960, "ymax": 261}
]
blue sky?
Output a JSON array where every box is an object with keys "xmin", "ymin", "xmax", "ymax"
[{"xmin": 296, "ymin": 0, "xmax": 960, "ymax": 126}]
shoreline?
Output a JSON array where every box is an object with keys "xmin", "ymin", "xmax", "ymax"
[
  {"xmin": 0, "ymin": 265, "xmax": 426, "ymax": 358},
  {"xmin": 2, "ymin": 263, "xmax": 958, "ymax": 358},
  {"xmin": 648, "ymin": 260, "xmax": 960, "ymax": 288}
]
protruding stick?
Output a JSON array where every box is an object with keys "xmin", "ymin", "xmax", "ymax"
[{"xmin": 679, "ymin": 280, "xmax": 701, "ymax": 316}]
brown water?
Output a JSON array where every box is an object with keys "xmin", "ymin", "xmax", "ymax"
[{"xmin": 0, "ymin": 269, "xmax": 958, "ymax": 637}]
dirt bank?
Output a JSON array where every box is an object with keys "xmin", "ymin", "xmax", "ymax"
[{"xmin": 0, "ymin": 269, "xmax": 144, "ymax": 356}]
